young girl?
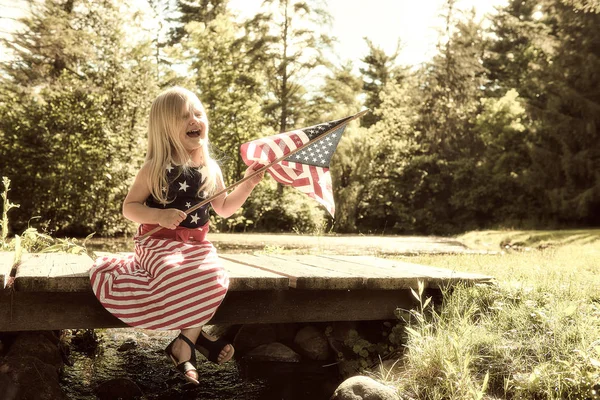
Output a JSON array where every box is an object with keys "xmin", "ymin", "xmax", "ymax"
[{"xmin": 89, "ymin": 86, "xmax": 264, "ymax": 385}]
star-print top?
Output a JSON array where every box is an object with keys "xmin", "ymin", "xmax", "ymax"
[{"xmin": 145, "ymin": 164, "xmax": 210, "ymax": 229}]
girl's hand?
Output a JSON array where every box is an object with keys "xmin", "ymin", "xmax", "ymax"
[
  {"xmin": 157, "ymin": 209, "xmax": 187, "ymax": 230},
  {"xmin": 244, "ymin": 162, "xmax": 265, "ymax": 189}
]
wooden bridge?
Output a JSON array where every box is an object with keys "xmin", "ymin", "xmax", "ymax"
[{"xmin": 0, "ymin": 252, "xmax": 492, "ymax": 332}]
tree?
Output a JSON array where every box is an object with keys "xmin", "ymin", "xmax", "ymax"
[
  {"xmin": 183, "ymin": 13, "xmax": 267, "ymax": 186},
  {"xmin": 246, "ymin": 0, "xmax": 334, "ymax": 131},
  {"xmin": 0, "ymin": 0, "xmax": 158, "ymax": 235},
  {"xmin": 359, "ymin": 38, "xmax": 403, "ymax": 128},
  {"xmin": 168, "ymin": 0, "xmax": 230, "ymax": 44},
  {"xmin": 487, "ymin": 0, "xmax": 600, "ymax": 226}
]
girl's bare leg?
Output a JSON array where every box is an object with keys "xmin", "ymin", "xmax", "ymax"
[{"xmin": 171, "ymin": 327, "xmax": 202, "ymax": 381}]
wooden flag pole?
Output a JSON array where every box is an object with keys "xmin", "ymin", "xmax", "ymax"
[{"xmin": 139, "ymin": 109, "xmax": 369, "ymax": 239}]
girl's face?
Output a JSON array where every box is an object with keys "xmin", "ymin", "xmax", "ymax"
[{"xmin": 179, "ymin": 97, "xmax": 208, "ymax": 153}]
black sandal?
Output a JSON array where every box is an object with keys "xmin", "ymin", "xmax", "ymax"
[
  {"xmin": 165, "ymin": 333, "xmax": 199, "ymax": 385},
  {"xmin": 195, "ymin": 330, "xmax": 235, "ymax": 364}
]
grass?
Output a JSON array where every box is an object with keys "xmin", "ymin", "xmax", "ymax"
[{"xmin": 381, "ymin": 232, "xmax": 600, "ymax": 399}]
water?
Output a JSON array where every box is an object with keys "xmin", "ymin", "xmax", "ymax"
[{"xmin": 61, "ymin": 329, "xmax": 341, "ymax": 400}]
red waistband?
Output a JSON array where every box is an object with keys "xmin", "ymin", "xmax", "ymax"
[{"xmin": 139, "ymin": 222, "xmax": 209, "ymax": 243}]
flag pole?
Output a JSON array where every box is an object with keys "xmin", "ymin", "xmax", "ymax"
[{"xmin": 139, "ymin": 109, "xmax": 369, "ymax": 239}]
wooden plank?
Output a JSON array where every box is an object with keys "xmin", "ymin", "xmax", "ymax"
[
  {"xmin": 14, "ymin": 252, "xmax": 290, "ymax": 293},
  {"xmin": 271, "ymin": 254, "xmax": 425, "ymax": 290},
  {"xmin": 0, "ymin": 288, "xmax": 420, "ymax": 331},
  {"xmin": 0, "ymin": 252, "xmax": 14, "ymax": 290},
  {"xmin": 220, "ymin": 254, "xmax": 366, "ymax": 290},
  {"xmin": 219, "ymin": 257, "xmax": 289, "ymax": 291},
  {"xmin": 325, "ymin": 255, "xmax": 493, "ymax": 287},
  {"xmin": 16, "ymin": 253, "xmax": 93, "ymax": 292}
]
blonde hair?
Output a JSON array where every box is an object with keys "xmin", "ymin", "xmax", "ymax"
[{"xmin": 145, "ymin": 86, "xmax": 217, "ymax": 204}]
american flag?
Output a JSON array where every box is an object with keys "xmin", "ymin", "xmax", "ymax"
[{"xmin": 240, "ymin": 115, "xmax": 356, "ymax": 217}]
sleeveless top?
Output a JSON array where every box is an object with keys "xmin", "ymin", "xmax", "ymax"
[{"xmin": 145, "ymin": 164, "xmax": 211, "ymax": 229}]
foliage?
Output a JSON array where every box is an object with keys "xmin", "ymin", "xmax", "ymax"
[
  {"xmin": 225, "ymin": 177, "xmax": 327, "ymax": 233},
  {"xmin": 394, "ymin": 239, "xmax": 600, "ymax": 399},
  {"xmin": 1, "ymin": 0, "xmax": 600, "ymax": 235},
  {"xmin": 1, "ymin": 177, "xmax": 91, "ymax": 257},
  {"xmin": 359, "ymin": 38, "xmax": 404, "ymax": 128},
  {"xmin": 0, "ymin": 0, "xmax": 157, "ymax": 236},
  {"xmin": 183, "ymin": 14, "xmax": 267, "ymax": 184},
  {"xmin": 245, "ymin": 0, "xmax": 334, "ymax": 132}
]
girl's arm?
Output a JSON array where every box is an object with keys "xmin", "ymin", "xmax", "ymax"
[
  {"xmin": 122, "ymin": 164, "xmax": 187, "ymax": 229},
  {"xmin": 211, "ymin": 162, "xmax": 264, "ymax": 218}
]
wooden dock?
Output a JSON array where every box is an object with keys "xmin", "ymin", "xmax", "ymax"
[{"xmin": 0, "ymin": 251, "xmax": 492, "ymax": 332}]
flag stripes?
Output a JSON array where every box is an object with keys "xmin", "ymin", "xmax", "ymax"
[{"xmin": 241, "ymin": 126, "xmax": 341, "ymax": 216}]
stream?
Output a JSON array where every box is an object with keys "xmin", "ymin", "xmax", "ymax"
[{"xmin": 61, "ymin": 328, "xmax": 340, "ymax": 400}]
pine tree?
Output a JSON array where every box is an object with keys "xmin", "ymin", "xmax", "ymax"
[
  {"xmin": 359, "ymin": 38, "xmax": 402, "ymax": 128},
  {"xmin": 245, "ymin": 0, "xmax": 334, "ymax": 132}
]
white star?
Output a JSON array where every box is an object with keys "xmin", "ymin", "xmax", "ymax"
[
  {"xmin": 186, "ymin": 202, "xmax": 191, "ymax": 208},
  {"xmin": 166, "ymin": 164, "xmax": 174, "ymax": 172},
  {"xmin": 190, "ymin": 213, "xmax": 200, "ymax": 224},
  {"xmin": 179, "ymin": 181, "xmax": 189, "ymax": 192}
]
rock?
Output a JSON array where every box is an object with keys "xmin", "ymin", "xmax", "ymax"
[
  {"xmin": 3, "ymin": 355, "xmax": 67, "ymax": 400},
  {"xmin": 294, "ymin": 325, "xmax": 331, "ymax": 361},
  {"xmin": 6, "ymin": 332, "xmax": 63, "ymax": 372},
  {"xmin": 330, "ymin": 376, "xmax": 399, "ymax": 400},
  {"xmin": 244, "ymin": 342, "xmax": 301, "ymax": 362},
  {"xmin": 233, "ymin": 324, "xmax": 277, "ymax": 354},
  {"xmin": 117, "ymin": 338, "xmax": 138, "ymax": 352},
  {"xmin": 0, "ymin": 366, "xmax": 18, "ymax": 400},
  {"xmin": 96, "ymin": 377, "xmax": 144, "ymax": 400}
]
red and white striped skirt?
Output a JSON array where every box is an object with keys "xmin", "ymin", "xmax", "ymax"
[{"xmin": 89, "ymin": 223, "xmax": 228, "ymax": 330}]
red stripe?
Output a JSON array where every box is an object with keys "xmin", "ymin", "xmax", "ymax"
[
  {"xmin": 132, "ymin": 289, "xmax": 227, "ymax": 329},
  {"xmin": 102, "ymin": 267, "xmax": 221, "ymax": 302},
  {"xmin": 145, "ymin": 293, "xmax": 226, "ymax": 330},
  {"xmin": 106, "ymin": 279, "xmax": 224, "ymax": 316}
]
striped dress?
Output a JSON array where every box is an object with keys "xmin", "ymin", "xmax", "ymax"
[{"xmin": 89, "ymin": 166, "xmax": 228, "ymax": 330}]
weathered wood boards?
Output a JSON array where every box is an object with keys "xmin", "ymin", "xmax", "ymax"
[
  {"xmin": 220, "ymin": 254, "xmax": 491, "ymax": 290},
  {"xmin": 0, "ymin": 252, "xmax": 493, "ymax": 331}
]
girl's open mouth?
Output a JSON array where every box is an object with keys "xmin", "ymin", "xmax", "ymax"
[{"xmin": 186, "ymin": 129, "xmax": 201, "ymax": 138}]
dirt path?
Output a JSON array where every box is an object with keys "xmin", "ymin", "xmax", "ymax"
[{"xmin": 209, "ymin": 233, "xmax": 481, "ymax": 255}]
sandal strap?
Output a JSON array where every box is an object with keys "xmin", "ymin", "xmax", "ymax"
[
  {"xmin": 175, "ymin": 360, "xmax": 197, "ymax": 375},
  {"xmin": 177, "ymin": 333, "xmax": 196, "ymax": 350},
  {"xmin": 195, "ymin": 331, "xmax": 229, "ymax": 363}
]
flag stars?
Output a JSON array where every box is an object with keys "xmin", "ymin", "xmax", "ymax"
[
  {"xmin": 166, "ymin": 164, "xmax": 174, "ymax": 173},
  {"xmin": 179, "ymin": 181, "xmax": 189, "ymax": 192},
  {"xmin": 186, "ymin": 202, "xmax": 192, "ymax": 208},
  {"xmin": 190, "ymin": 213, "xmax": 200, "ymax": 224}
]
